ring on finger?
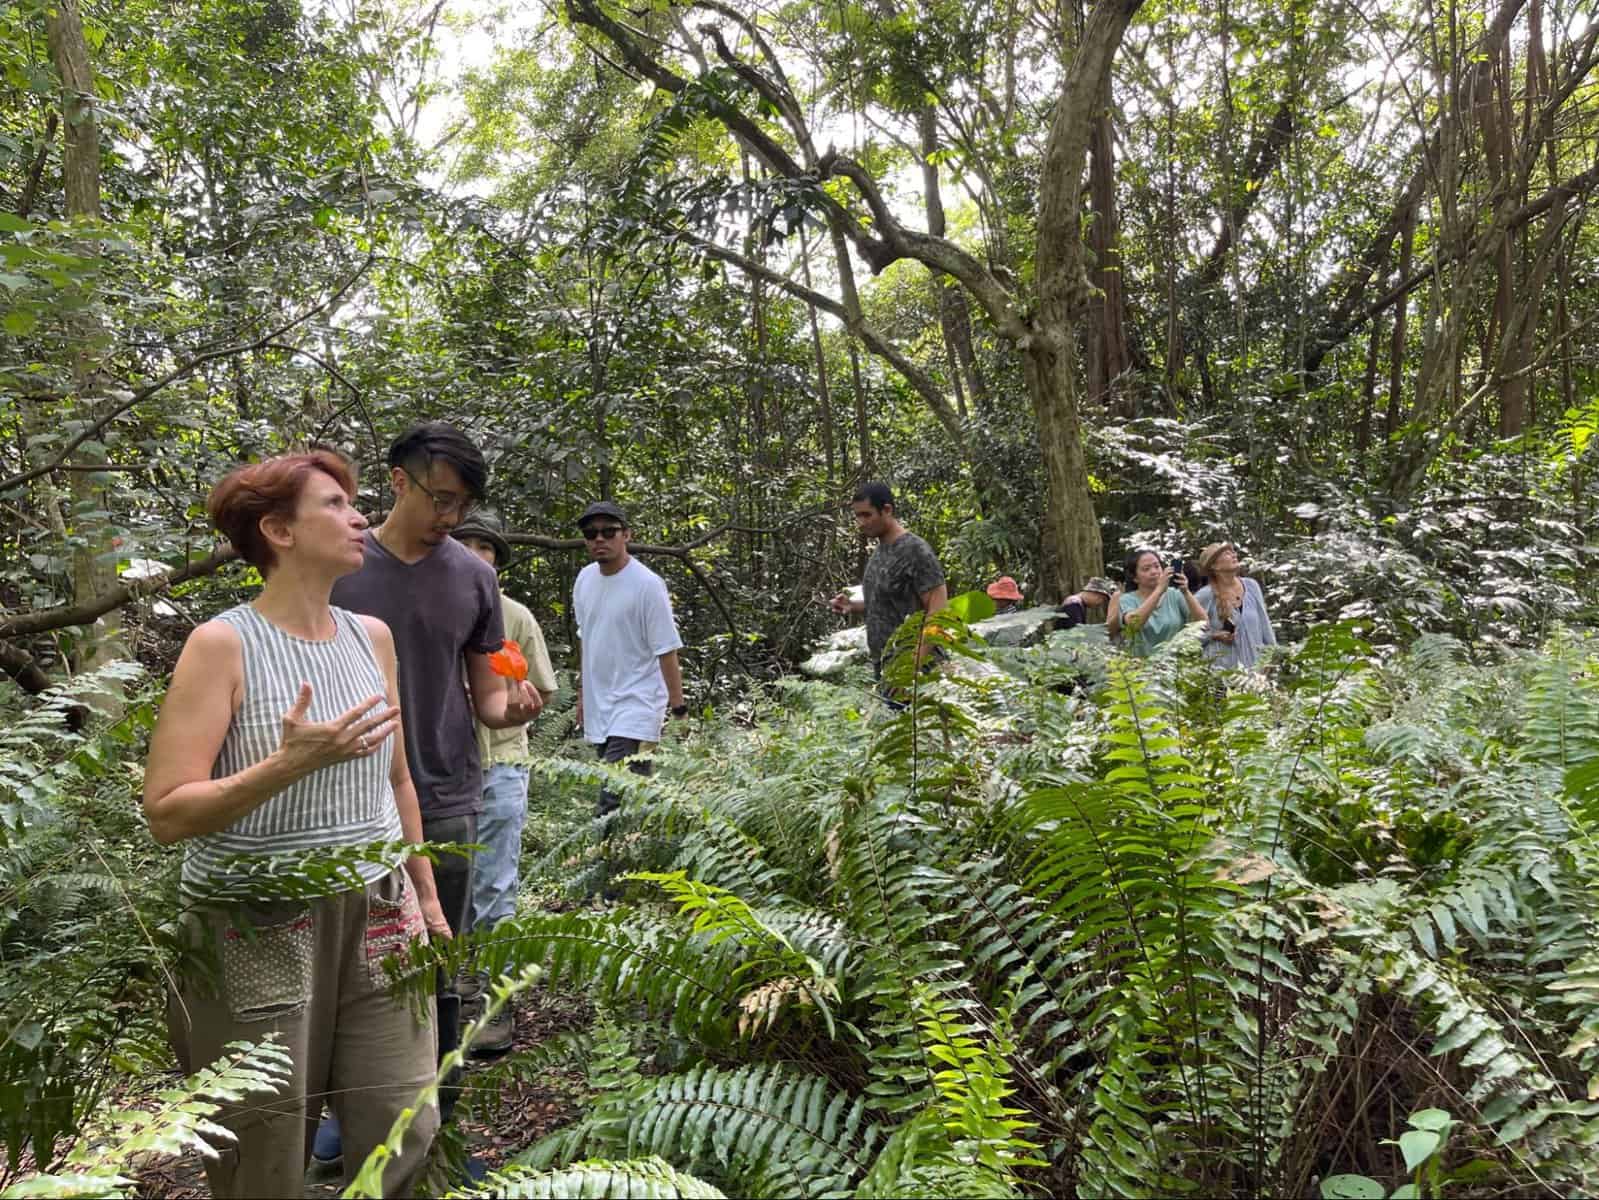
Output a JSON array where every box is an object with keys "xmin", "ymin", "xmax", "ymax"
[{"xmin": 359, "ymin": 733, "xmax": 369, "ymax": 751}]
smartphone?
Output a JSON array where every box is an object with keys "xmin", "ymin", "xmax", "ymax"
[{"xmin": 1222, "ymin": 616, "xmax": 1236, "ymax": 633}]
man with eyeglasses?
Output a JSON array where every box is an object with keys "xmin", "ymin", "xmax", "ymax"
[
  {"xmin": 314, "ymin": 421, "xmax": 543, "ymax": 1171},
  {"xmin": 572, "ymin": 501, "xmax": 685, "ymax": 822}
]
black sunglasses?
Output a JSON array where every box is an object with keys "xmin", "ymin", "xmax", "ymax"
[{"xmin": 582, "ymin": 525, "xmax": 626, "ymax": 541}]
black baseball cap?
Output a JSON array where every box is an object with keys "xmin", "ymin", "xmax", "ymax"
[{"xmin": 577, "ymin": 500, "xmax": 628, "ymax": 529}]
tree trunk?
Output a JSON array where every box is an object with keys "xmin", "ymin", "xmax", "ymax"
[
  {"xmin": 1386, "ymin": 203, "xmax": 1414, "ymax": 441},
  {"xmin": 46, "ymin": 0, "xmax": 125, "ymax": 705},
  {"xmin": 799, "ymin": 228, "xmax": 836, "ymax": 484},
  {"xmin": 1086, "ymin": 80, "xmax": 1132, "ymax": 414},
  {"xmin": 1358, "ymin": 312, "xmax": 1381, "ymax": 465},
  {"xmin": 1023, "ymin": 323, "xmax": 1102, "ymax": 601},
  {"xmin": 919, "ymin": 108, "xmax": 990, "ymax": 417},
  {"xmin": 849, "ymin": 342, "xmax": 871, "ymax": 480}
]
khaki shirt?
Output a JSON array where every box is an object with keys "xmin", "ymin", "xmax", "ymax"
[{"xmin": 475, "ymin": 593, "xmax": 558, "ymax": 767}]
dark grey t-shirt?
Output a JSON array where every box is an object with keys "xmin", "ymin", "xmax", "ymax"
[
  {"xmin": 863, "ymin": 532, "xmax": 945, "ymax": 666},
  {"xmin": 330, "ymin": 531, "xmax": 504, "ymax": 820}
]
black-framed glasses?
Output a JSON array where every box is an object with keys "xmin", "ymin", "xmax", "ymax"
[
  {"xmin": 403, "ymin": 468, "xmax": 476, "ymax": 517},
  {"xmin": 582, "ymin": 525, "xmax": 625, "ymax": 541}
]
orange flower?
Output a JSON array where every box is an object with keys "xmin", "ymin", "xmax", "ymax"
[{"xmin": 488, "ymin": 639, "xmax": 528, "ymax": 681}]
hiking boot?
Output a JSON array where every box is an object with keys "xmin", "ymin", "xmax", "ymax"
[
  {"xmin": 456, "ymin": 968, "xmax": 487, "ymax": 1026},
  {"xmin": 470, "ymin": 1002, "xmax": 515, "ymax": 1057}
]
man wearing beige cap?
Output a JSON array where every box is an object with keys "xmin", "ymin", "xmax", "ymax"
[{"xmin": 1056, "ymin": 577, "xmax": 1118, "ymax": 629}]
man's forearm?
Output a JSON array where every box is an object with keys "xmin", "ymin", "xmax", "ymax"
[{"xmin": 659, "ymin": 651, "xmax": 684, "ymax": 708}]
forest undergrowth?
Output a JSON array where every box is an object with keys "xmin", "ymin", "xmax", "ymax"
[{"xmin": 9, "ymin": 606, "xmax": 1599, "ymax": 1198}]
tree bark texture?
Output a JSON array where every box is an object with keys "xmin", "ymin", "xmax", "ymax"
[
  {"xmin": 46, "ymin": 0, "xmax": 127, "ymax": 702},
  {"xmin": 1086, "ymin": 81, "xmax": 1132, "ymax": 415}
]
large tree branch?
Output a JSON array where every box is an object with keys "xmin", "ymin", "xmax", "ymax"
[
  {"xmin": 0, "ymin": 545, "xmax": 239, "ymax": 639},
  {"xmin": 1308, "ymin": 158, "xmax": 1599, "ymax": 368},
  {"xmin": 565, "ymin": 0, "xmax": 808, "ymax": 180},
  {"xmin": 0, "ymin": 639, "xmax": 57, "ymax": 694},
  {"xmin": 819, "ymin": 153, "xmax": 1028, "ymax": 341},
  {"xmin": 676, "ymin": 227, "xmax": 845, "ymax": 317},
  {"xmin": 503, "ymin": 506, "xmax": 835, "ymax": 558},
  {"xmin": 691, "ymin": 5, "xmax": 818, "ymax": 168},
  {"xmin": 0, "ymin": 509, "xmax": 835, "ymax": 661},
  {"xmin": 1034, "ymin": 0, "xmax": 1145, "ymax": 316},
  {"xmin": 1191, "ymin": 100, "xmax": 1294, "ymax": 294},
  {"xmin": 673, "ymin": 227, "xmax": 968, "ymax": 443},
  {"xmin": 0, "ymin": 254, "xmax": 374, "ymax": 495},
  {"xmin": 567, "ymin": 0, "xmax": 1026, "ymax": 342}
]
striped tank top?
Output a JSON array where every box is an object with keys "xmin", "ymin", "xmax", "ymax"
[{"xmin": 180, "ymin": 603, "xmax": 403, "ymax": 896}]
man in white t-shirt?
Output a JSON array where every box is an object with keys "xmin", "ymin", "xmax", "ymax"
[{"xmin": 572, "ymin": 500, "xmax": 686, "ymax": 817}]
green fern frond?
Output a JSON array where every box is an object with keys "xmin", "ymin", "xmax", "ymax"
[
  {"xmin": 853, "ymin": 1111, "xmax": 1019, "ymax": 1199},
  {"xmin": 625, "ymin": 1063, "xmax": 880, "ymax": 1198},
  {"xmin": 469, "ymin": 908, "xmax": 748, "ymax": 1044},
  {"xmin": 442, "ymin": 1156, "xmax": 725, "ymax": 1199},
  {"xmin": 629, "ymin": 871, "xmax": 840, "ymax": 1037},
  {"xmin": 1, "ymin": 1037, "xmax": 291, "ymax": 1199}
]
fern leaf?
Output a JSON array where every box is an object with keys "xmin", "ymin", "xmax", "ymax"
[{"xmin": 442, "ymin": 1155, "xmax": 725, "ymax": 1199}]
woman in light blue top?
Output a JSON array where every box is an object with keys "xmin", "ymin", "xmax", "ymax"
[
  {"xmin": 1192, "ymin": 541, "xmax": 1276, "ymax": 669},
  {"xmin": 1107, "ymin": 547, "xmax": 1206, "ymax": 656}
]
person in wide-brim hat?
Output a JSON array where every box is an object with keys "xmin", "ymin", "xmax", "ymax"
[
  {"xmin": 1191, "ymin": 541, "xmax": 1277, "ymax": 670},
  {"xmin": 451, "ymin": 510, "xmax": 512, "ymax": 568},
  {"xmin": 987, "ymin": 575, "xmax": 1024, "ymax": 613},
  {"xmin": 1057, "ymin": 575, "xmax": 1120, "ymax": 630}
]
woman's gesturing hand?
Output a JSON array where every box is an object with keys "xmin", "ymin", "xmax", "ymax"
[{"xmin": 277, "ymin": 683, "xmax": 400, "ymax": 776}]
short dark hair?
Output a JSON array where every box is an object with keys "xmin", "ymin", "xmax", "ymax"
[
  {"xmin": 388, "ymin": 421, "xmax": 487, "ymax": 499},
  {"xmin": 208, "ymin": 450, "xmax": 357, "ymax": 573},
  {"xmin": 853, "ymin": 482, "xmax": 895, "ymax": 512},
  {"xmin": 1122, "ymin": 546, "xmax": 1162, "ymax": 583}
]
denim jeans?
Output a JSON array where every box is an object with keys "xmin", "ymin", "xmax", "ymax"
[{"xmin": 468, "ymin": 764, "xmax": 530, "ymax": 932}]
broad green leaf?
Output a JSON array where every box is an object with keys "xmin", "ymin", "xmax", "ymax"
[
  {"xmin": 1319, "ymin": 1175, "xmax": 1385, "ymax": 1199},
  {"xmin": 946, "ymin": 590, "xmax": 996, "ymax": 623},
  {"xmin": 1397, "ymin": 1128, "xmax": 1441, "ymax": 1172},
  {"xmin": 3, "ymin": 309, "xmax": 37, "ymax": 335},
  {"xmin": 1407, "ymin": 1108, "xmax": 1453, "ymax": 1132}
]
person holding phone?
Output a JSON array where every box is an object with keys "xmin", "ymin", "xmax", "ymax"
[
  {"xmin": 1107, "ymin": 547, "xmax": 1206, "ymax": 656},
  {"xmin": 1192, "ymin": 542, "xmax": 1276, "ymax": 669}
]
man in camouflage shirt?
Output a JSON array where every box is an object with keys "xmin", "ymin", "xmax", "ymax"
[{"xmin": 830, "ymin": 482, "xmax": 948, "ymax": 677}]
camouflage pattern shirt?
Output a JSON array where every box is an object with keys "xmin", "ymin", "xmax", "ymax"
[{"xmin": 863, "ymin": 532, "xmax": 945, "ymax": 668}]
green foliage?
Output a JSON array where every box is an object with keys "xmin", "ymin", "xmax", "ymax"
[
  {"xmin": 0, "ymin": 666, "xmax": 176, "ymax": 1182},
  {"xmin": 344, "ymin": 963, "xmax": 545, "ymax": 1200},
  {"xmin": 442, "ymin": 1155, "xmax": 725, "ymax": 1199},
  {"xmin": 0, "ymin": 1037, "xmax": 291, "ymax": 1199},
  {"xmin": 467, "ymin": 621, "xmax": 1599, "ymax": 1197}
]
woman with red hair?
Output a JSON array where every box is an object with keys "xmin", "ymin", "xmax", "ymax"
[{"xmin": 144, "ymin": 451, "xmax": 442, "ymax": 1198}]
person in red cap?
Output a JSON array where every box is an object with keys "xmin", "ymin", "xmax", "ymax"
[{"xmin": 986, "ymin": 576, "xmax": 1024, "ymax": 614}]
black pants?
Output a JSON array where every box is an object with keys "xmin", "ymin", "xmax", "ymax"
[
  {"xmin": 421, "ymin": 811, "xmax": 476, "ymax": 1123},
  {"xmin": 594, "ymin": 736, "xmax": 655, "ymax": 818}
]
